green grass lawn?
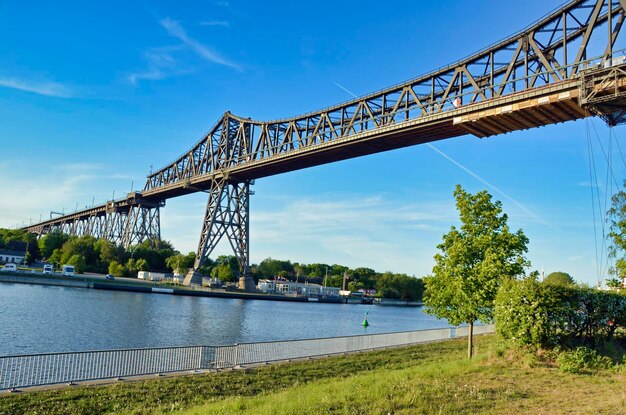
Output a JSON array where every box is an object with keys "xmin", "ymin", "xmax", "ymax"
[{"xmin": 1, "ymin": 335, "xmax": 624, "ymax": 415}]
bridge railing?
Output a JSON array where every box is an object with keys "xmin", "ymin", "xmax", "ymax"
[{"xmin": 0, "ymin": 325, "xmax": 494, "ymax": 391}]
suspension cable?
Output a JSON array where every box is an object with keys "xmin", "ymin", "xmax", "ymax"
[
  {"xmin": 586, "ymin": 119, "xmax": 602, "ymax": 284},
  {"xmin": 590, "ymin": 119, "xmax": 620, "ymax": 189},
  {"xmin": 612, "ymin": 127, "xmax": 626, "ymax": 171},
  {"xmin": 587, "ymin": 118, "xmax": 626, "ymax": 285},
  {"xmin": 603, "ymin": 127, "xmax": 613, "ymax": 280}
]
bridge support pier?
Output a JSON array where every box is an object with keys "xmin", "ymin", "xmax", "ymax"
[
  {"xmin": 184, "ymin": 179, "xmax": 253, "ymax": 291},
  {"xmin": 238, "ymin": 272, "xmax": 256, "ymax": 291},
  {"xmin": 183, "ymin": 269, "xmax": 204, "ymax": 286}
]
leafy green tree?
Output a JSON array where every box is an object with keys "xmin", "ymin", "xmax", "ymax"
[
  {"xmin": 95, "ymin": 239, "xmax": 125, "ymax": 266},
  {"xmin": 136, "ymin": 258, "xmax": 148, "ymax": 272},
  {"xmin": 608, "ymin": 182, "xmax": 626, "ymax": 278},
  {"xmin": 209, "ymin": 255, "xmax": 239, "ymax": 282},
  {"xmin": 60, "ymin": 236, "xmax": 98, "ymax": 268},
  {"xmin": 126, "ymin": 258, "xmax": 139, "ymax": 276},
  {"xmin": 377, "ymin": 272, "xmax": 401, "ymax": 298},
  {"xmin": 196, "ymin": 257, "xmax": 216, "ymax": 277},
  {"xmin": 258, "ymin": 258, "xmax": 294, "ymax": 279},
  {"xmin": 544, "ymin": 271, "xmax": 575, "ymax": 286},
  {"xmin": 350, "ymin": 267, "xmax": 377, "ymax": 289},
  {"xmin": 211, "ymin": 263, "xmax": 235, "ymax": 282},
  {"xmin": 294, "ymin": 264, "xmax": 305, "ymax": 281},
  {"xmin": 38, "ymin": 231, "xmax": 69, "ymax": 259},
  {"xmin": 424, "ymin": 185, "xmax": 529, "ymax": 358},
  {"xmin": 0, "ymin": 229, "xmax": 40, "ymax": 258},
  {"xmin": 305, "ymin": 263, "xmax": 330, "ymax": 279},
  {"xmin": 330, "ymin": 264, "xmax": 348, "ymax": 276},
  {"xmin": 324, "ymin": 274, "xmax": 343, "ymax": 287},
  {"xmin": 49, "ymin": 248, "xmax": 63, "ymax": 266},
  {"xmin": 108, "ymin": 260, "xmax": 127, "ymax": 277},
  {"xmin": 376, "ymin": 272, "xmax": 424, "ymax": 301},
  {"xmin": 348, "ymin": 281, "xmax": 365, "ymax": 292},
  {"xmin": 66, "ymin": 254, "xmax": 86, "ymax": 274},
  {"xmin": 165, "ymin": 252, "xmax": 196, "ymax": 274},
  {"xmin": 605, "ymin": 278, "xmax": 621, "ymax": 290},
  {"xmin": 25, "ymin": 233, "xmax": 40, "ymax": 259},
  {"xmin": 130, "ymin": 239, "xmax": 177, "ymax": 272}
]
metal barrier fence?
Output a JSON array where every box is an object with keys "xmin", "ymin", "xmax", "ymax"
[
  {"xmin": 455, "ymin": 324, "xmax": 495, "ymax": 338},
  {"xmin": 0, "ymin": 325, "xmax": 494, "ymax": 391}
]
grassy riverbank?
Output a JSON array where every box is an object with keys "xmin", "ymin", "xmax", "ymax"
[{"xmin": 1, "ymin": 335, "xmax": 624, "ymax": 414}]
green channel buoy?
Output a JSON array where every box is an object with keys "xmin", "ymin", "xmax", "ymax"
[{"xmin": 362, "ymin": 311, "xmax": 369, "ymax": 327}]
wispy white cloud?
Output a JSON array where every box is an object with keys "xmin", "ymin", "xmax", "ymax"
[
  {"xmin": 127, "ymin": 17, "xmax": 241, "ymax": 84},
  {"xmin": 246, "ymin": 195, "xmax": 455, "ymax": 273},
  {"xmin": 577, "ymin": 180, "xmax": 601, "ymax": 189},
  {"xmin": 54, "ymin": 162, "xmax": 106, "ymax": 172},
  {"xmin": 200, "ymin": 20, "xmax": 230, "ymax": 28},
  {"xmin": 127, "ymin": 46, "xmax": 187, "ymax": 85},
  {"xmin": 160, "ymin": 18, "xmax": 241, "ymax": 71},
  {"xmin": 156, "ymin": 193, "xmax": 454, "ymax": 275},
  {"xmin": 0, "ymin": 77, "xmax": 72, "ymax": 98},
  {"xmin": 127, "ymin": 68, "xmax": 165, "ymax": 85},
  {"xmin": 251, "ymin": 197, "xmax": 454, "ymax": 238},
  {"xmin": 567, "ymin": 252, "xmax": 590, "ymax": 262},
  {"xmin": 0, "ymin": 162, "xmax": 134, "ymax": 228}
]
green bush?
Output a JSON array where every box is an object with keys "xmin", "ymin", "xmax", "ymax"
[
  {"xmin": 557, "ymin": 347, "xmax": 613, "ymax": 374},
  {"xmin": 108, "ymin": 260, "xmax": 127, "ymax": 278},
  {"xmin": 494, "ymin": 277, "xmax": 566, "ymax": 348},
  {"xmin": 495, "ymin": 277, "xmax": 626, "ymax": 349}
]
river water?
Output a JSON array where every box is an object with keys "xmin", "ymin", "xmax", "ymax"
[{"xmin": 0, "ymin": 283, "xmax": 451, "ymax": 356}]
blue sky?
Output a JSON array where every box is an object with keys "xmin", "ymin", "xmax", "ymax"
[{"xmin": 0, "ymin": 0, "xmax": 624, "ymax": 286}]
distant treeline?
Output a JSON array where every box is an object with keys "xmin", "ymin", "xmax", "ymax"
[
  {"xmin": 248, "ymin": 258, "xmax": 424, "ymax": 301},
  {"xmin": 0, "ymin": 229, "xmax": 424, "ymax": 301}
]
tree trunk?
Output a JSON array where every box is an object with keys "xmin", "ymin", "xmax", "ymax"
[{"xmin": 467, "ymin": 321, "xmax": 474, "ymax": 359}]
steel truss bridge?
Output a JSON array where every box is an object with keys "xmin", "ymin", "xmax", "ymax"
[{"xmin": 23, "ymin": 0, "xmax": 626, "ymax": 289}]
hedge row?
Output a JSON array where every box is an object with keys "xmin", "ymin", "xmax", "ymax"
[{"xmin": 495, "ymin": 278, "xmax": 626, "ymax": 348}]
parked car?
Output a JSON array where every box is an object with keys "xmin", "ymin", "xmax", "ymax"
[
  {"xmin": 105, "ymin": 274, "xmax": 115, "ymax": 280},
  {"xmin": 0, "ymin": 264, "xmax": 17, "ymax": 272}
]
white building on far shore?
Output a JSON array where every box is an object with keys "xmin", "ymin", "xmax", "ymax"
[
  {"xmin": 257, "ymin": 279, "xmax": 340, "ymax": 297},
  {"xmin": 0, "ymin": 250, "xmax": 25, "ymax": 264}
]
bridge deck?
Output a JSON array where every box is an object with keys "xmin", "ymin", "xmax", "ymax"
[{"xmin": 140, "ymin": 76, "xmax": 589, "ymax": 200}]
